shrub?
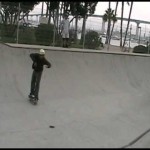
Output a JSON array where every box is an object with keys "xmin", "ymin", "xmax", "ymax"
[
  {"xmin": 84, "ymin": 30, "xmax": 103, "ymax": 49},
  {"xmin": 18, "ymin": 27, "xmax": 36, "ymax": 44},
  {"xmin": 0, "ymin": 24, "xmax": 17, "ymax": 43},
  {"xmin": 133, "ymin": 45, "xmax": 148, "ymax": 53},
  {"xmin": 35, "ymin": 24, "xmax": 54, "ymax": 46},
  {"xmin": 55, "ymin": 33, "xmax": 62, "ymax": 46},
  {"xmin": 69, "ymin": 28, "xmax": 76, "ymax": 44}
]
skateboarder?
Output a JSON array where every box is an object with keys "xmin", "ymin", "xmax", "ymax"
[{"xmin": 29, "ymin": 49, "xmax": 51, "ymax": 101}]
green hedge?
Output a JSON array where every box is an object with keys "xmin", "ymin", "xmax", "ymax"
[
  {"xmin": 18, "ymin": 27, "xmax": 36, "ymax": 44},
  {"xmin": 54, "ymin": 33, "xmax": 62, "ymax": 46},
  {"xmin": 133, "ymin": 45, "xmax": 148, "ymax": 53},
  {"xmin": 84, "ymin": 30, "xmax": 103, "ymax": 49},
  {"xmin": 0, "ymin": 24, "xmax": 17, "ymax": 43},
  {"xmin": 35, "ymin": 24, "xmax": 54, "ymax": 46}
]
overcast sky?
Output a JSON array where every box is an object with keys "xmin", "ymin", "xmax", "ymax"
[
  {"xmin": 95, "ymin": 2, "xmax": 150, "ymax": 21},
  {"xmin": 32, "ymin": 2, "xmax": 150, "ymax": 21}
]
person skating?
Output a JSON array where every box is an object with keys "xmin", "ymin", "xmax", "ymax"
[{"xmin": 29, "ymin": 49, "xmax": 51, "ymax": 102}]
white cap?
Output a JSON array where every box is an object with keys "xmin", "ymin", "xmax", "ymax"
[{"xmin": 39, "ymin": 49, "xmax": 45, "ymax": 55}]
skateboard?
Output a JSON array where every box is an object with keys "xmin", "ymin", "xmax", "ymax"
[{"xmin": 28, "ymin": 96, "xmax": 38, "ymax": 105}]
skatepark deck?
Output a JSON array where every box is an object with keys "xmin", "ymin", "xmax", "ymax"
[{"xmin": 0, "ymin": 43, "xmax": 150, "ymax": 148}]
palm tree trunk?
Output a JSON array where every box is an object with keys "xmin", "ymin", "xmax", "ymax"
[
  {"xmin": 105, "ymin": 2, "xmax": 111, "ymax": 44},
  {"xmin": 106, "ymin": 18, "xmax": 111, "ymax": 44},
  {"xmin": 120, "ymin": 2, "xmax": 124, "ymax": 47},
  {"xmin": 41, "ymin": 2, "xmax": 44, "ymax": 16},
  {"xmin": 46, "ymin": 2, "xmax": 49, "ymax": 18},
  {"xmin": 48, "ymin": 2, "xmax": 51, "ymax": 24},
  {"xmin": 56, "ymin": 6, "xmax": 59, "ymax": 34},
  {"xmin": 123, "ymin": 2, "xmax": 133, "ymax": 48},
  {"xmin": 75, "ymin": 15, "xmax": 78, "ymax": 44},
  {"xmin": 48, "ymin": 11, "xmax": 51, "ymax": 24},
  {"xmin": 59, "ymin": 2, "xmax": 63, "ymax": 24},
  {"xmin": 58, "ymin": 2, "xmax": 63, "ymax": 34},
  {"xmin": 10, "ymin": 14, "xmax": 13, "ymax": 24},
  {"xmin": 80, "ymin": 16, "xmax": 86, "ymax": 44},
  {"xmin": 109, "ymin": 2, "xmax": 118, "ymax": 44}
]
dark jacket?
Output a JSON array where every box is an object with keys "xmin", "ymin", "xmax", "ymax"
[{"xmin": 30, "ymin": 53, "xmax": 51, "ymax": 72}]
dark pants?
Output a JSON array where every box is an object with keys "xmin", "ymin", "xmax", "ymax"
[
  {"xmin": 63, "ymin": 38, "xmax": 69, "ymax": 47},
  {"xmin": 30, "ymin": 70, "xmax": 42, "ymax": 99}
]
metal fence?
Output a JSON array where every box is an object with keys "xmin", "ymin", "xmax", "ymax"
[{"xmin": 0, "ymin": 14, "xmax": 104, "ymax": 50}]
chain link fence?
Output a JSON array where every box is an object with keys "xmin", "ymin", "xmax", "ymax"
[
  {"xmin": 0, "ymin": 3, "xmax": 104, "ymax": 50},
  {"xmin": 0, "ymin": 16, "xmax": 104, "ymax": 50},
  {"xmin": 1, "ymin": 3, "xmax": 148, "ymax": 50}
]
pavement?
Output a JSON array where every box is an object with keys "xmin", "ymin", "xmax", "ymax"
[{"xmin": 0, "ymin": 43, "xmax": 150, "ymax": 148}]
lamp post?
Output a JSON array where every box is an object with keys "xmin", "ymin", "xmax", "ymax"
[
  {"xmin": 129, "ymin": 24, "xmax": 132, "ymax": 50},
  {"xmin": 83, "ymin": 15, "xmax": 87, "ymax": 49},
  {"xmin": 138, "ymin": 26, "xmax": 141, "ymax": 45},
  {"xmin": 0, "ymin": 2, "xmax": 1, "ymax": 40},
  {"xmin": 16, "ymin": 3, "xmax": 20, "ymax": 44},
  {"xmin": 148, "ymin": 31, "xmax": 150, "ymax": 54}
]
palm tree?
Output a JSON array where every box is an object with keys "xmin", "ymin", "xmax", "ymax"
[
  {"xmin": 120, "ymin": 2, "xmax": 130, "ymax": 47},
  {"xmin": 105, "ymin": 1, "xmax": 111, "ymax": 44},
  {"xmin": 103, "ymin": 5, "xmax": 117, "ymax": 44},
  {"xmin": 109, "ymin": 2, "xmax": 118, "ymax": 45},
  {"xmin": 123, "ymin": 2, "xmax": 133, "ymax": 49}
]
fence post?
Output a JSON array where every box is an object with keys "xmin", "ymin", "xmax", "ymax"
[
  {"xmin": 52, "ymin": 11, "xmax": 57, "ymax": 47},
  {"xmin": 148, "ymin": 32, "xmax": 150, "ymax": 54},
  {"xmin": 16, "ymin": 3, "xmax": 20, "ymax": 44},
  {"xmin": 83, "ymin": 16, "xmax": 86, "ymax": 49},
  {"xmin": 0, "ymin": 2, "xmax": 1, "ymax": 13},
  {"xmin": 53, "ymin": 25, "xmax": 56, "ymax": 47},
  {"xmin": 0, "ymin": 2, "xmax": 1, "ymax": 40}
]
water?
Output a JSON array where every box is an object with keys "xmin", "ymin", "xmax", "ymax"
[
  {"xmin": 77, "ymin": 33, "xmax": 142, "ymax": 48},
  {"xmin": 103, "ymin": 38, "xmax": 140, "ymax": 48}
]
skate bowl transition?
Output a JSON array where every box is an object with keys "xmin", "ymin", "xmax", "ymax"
[{"xmin": 0, "ymin": 43, "xmax": 150, "ymax": 148}]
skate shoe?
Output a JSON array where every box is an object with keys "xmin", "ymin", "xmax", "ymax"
[{"xmin": 28, "ymin": 94, "xmax": 35, "ymax": 99}]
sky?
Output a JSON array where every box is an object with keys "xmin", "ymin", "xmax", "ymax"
[
  {"xmin": 95, "ymin": 2, "xmax": 150, "ymax": 21},
  {"xmin": 94, "ymin": 2, "xmax": 150, "ymax": 34},
  {"xmin": 32, "ymin": 2, "xmax": 150, "ymax": 21},
  {"xmin": 31, "ymin": 2, "xmax": 150, "ymax": 36}
]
